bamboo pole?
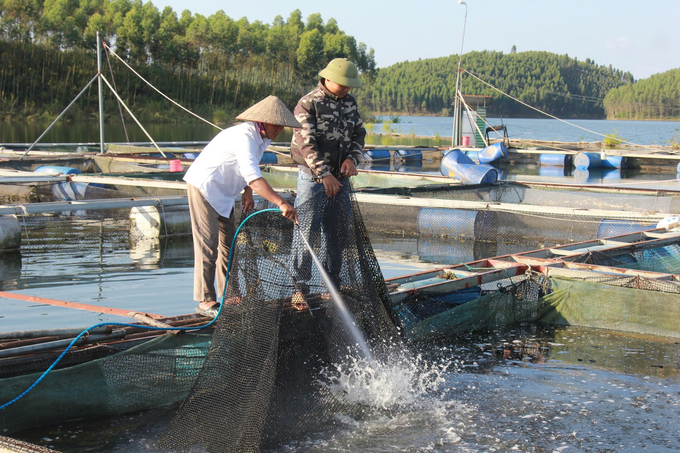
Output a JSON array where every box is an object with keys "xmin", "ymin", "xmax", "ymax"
[
  {"xmin": 0, "ymin": 195, "xmax": 188, "ymax": 216},
  {"xmin": 0, "ymin": 291, "xmax": 166, "ymax": 319},
  {"xmin": 97, "ymin": 32, "xmax": 105, "ymax": 154}
]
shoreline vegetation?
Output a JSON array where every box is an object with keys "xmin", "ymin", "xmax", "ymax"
[{"xmin": 1, "ymin": 3, "xmax": 678, "ymax": 124}]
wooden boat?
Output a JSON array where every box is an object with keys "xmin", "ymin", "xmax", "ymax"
[
  {"xmin": 0, "ymin": 295, "xmax": 217, "ymax": 434},
  {"xmin": 385, "ymin": 227, "xmax": 680, "ymax": 341}
]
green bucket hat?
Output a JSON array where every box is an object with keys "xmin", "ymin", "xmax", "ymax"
[{"xmin": 319, "ymin": 58, "xmax": 362, "ymax": 88}]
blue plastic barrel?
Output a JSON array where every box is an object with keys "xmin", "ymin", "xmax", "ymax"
[
  {"xmin": 478, "ymin": 143, "xmax": 508, "ymax": 164},
  {"xmin": 465, "ymin": 151, "xmax": 480, "ymax": 162},
  {"xmin": 364, "ymin": 149, "xmax": 391, "ymax": 161},
  {"xmin": 34, "ymin": 166, "xmax": 83, "ymax": 175},
  {"xmin": 539, "ymin": 154, "xmax": 573, "ymax": 167},
  {"xmin": 395, "ymin": 149, "xmax": 423, "ymax": 161},
  {"xmin": 259, "ymin": 151, "xmax": 277, "ymax": 164},
  {"xmin": 440, "ymin": 150, "xmax": 498, "ymax": 185},
  {"xmin": 574, "ymin": 152, "xmax": 604, "ymax": 169},
  {"xmin": 603, "ymin": 155, "xmax": 627, "ymax": 169}
]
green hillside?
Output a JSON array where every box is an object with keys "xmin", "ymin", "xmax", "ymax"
[
  {"xmin": 604, "ymin": 68, "xmax": 680, "ymax": 120},
  {"xmin": 2, "ymin": 0, "xmax": 675, "ymax": 122},
  {"xmin": 0, "ymin": 2, "xmax": 374, "ymax": 121},
  {"xmin": 356, "ymin": 50, "xmax": 635, "ymax": 119}
]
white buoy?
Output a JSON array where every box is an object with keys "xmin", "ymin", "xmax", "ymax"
[
  {"xmin": 130, "ymin": 205, "xmax": 192, "ymax": 239},
  {"xmin": 0, "ymin": 215, "xmax": 21, "ymax": 251}
]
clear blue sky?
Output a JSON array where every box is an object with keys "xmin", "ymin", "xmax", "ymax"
[{"xmin": 151, "ymin": 0, "xmax": 679, "ymax": 81}]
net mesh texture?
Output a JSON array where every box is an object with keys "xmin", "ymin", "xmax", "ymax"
[
  {"xmin": 399, "ymin": 242, "xmax": 680, "ymax": 342},
  {"xmin": 157, "ymin": 189, "xmax": 400, "ymax": 452}
]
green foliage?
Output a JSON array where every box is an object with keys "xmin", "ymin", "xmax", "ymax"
[
  {"xmin": 0, "ymin": 4, "xmax": 376, "ymax": 119},
  {"xmin": 356, "ymin": 50, "xmax": 633, "ymax": 119},
  {"xmin": 603, "ymin": 128, "xmax": 624, "ymax": 147},
  {"xmin": 212, "ymin": 108, "xmax": 230, "ymax": 124},
  {"xmin": 665, "ymin": 130, "xmax": 680, "ymax": 150},
  {"xmin": 382, "ymin": 122, "xmax": 400, "ymax": 134},
  {"xmin": 358, "ymin": 105, "xmax": 377, "ymax": 123},
  {"xmin": 604, "ymin": 69, "xmax": 680, "ymax": 120},
  {"xmin": 388, "ymin": 116, "xmax": 400, "ymax": 123}
]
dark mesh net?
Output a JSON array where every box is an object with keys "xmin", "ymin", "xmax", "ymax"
[{"xmin": 158, "ymin": 188, "xmax": 399, "ymax": 452}]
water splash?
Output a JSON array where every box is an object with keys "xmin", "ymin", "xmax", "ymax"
[{"xmin": 321, "ymin": 350, "xmax": 454, "ymax": 410}]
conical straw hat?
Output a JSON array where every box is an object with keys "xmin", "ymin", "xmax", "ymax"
[{"xmin": 235, "ymin": 95, "xmax": 301, "ymax": 128}]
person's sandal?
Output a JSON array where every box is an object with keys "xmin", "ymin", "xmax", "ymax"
[{"xmin": 195, "ymin": 303, "xmax": 220, "ymax": 318}]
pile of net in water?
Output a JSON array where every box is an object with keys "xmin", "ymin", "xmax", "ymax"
[
  {"xmin": 158, "ymin": 188, "xmax": 399, "ymax": 452},
  {"xmin": 398, "ymin": 242, "xmax": 680, "ymax": 342}
]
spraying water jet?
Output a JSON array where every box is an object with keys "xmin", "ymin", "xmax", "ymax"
[{"xmin": 298, "ymin": 227, "xmax": 375, "ymax": 361}]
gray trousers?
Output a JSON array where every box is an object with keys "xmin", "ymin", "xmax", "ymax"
[{"xmin": 187, "ymin": 184, "xmax": 236, "ymax": 303}]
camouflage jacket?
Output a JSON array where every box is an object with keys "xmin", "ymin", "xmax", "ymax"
[{"xmin": 290, "ymin": 82, "xmax": 365, "ymax": 179}]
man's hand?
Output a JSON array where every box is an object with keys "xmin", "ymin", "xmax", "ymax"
[
  {"xmin": 241, "ymin": 187, "xmax": 255, "ymax": 212},
  {"xmin": 341, "ymin": 158, "xmax": 358, "ymax": 177},
  {"xmin": 322, "ymin": 174, "xmax": 342, "ymax": 197},
  {"xmin": 278, "ymin": 201, "xmax": 298, "ymax": 224}
]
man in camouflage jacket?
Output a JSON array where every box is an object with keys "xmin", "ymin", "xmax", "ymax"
[
  {"xmin": 290, "ymin": 58, "xmax": 365, "ymax": 300},
  {"xmin": 290, "ymin": 81, "xmax": 365, "ymax": 187}
]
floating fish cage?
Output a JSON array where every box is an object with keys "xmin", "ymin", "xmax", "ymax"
[
  {"xmin": 388, "ymin": 231, "xmax": 680, "ymax": 342},
  {"xmin": 357, "ymin": 182, "xmax": 669, "ymax": 248}
]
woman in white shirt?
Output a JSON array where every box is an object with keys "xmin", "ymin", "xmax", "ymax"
[{"xmin": 184, "ymin": 96, "xmax": 300, "ymax": 317}]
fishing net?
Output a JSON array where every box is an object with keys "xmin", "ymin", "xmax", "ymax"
[
  {"xmin": 0, "ymin": 188, "xmax": 399, "ymax": 450},
  {"xmin": 0, "ymin": 332, "xmax": 212, "ymax": 433},
  {"xmin": 398, "ymin": 241, "xmax": 680, "ymax": 342},
  {"xmin": 157, "ymin": 188, "xmax": 399, "ymax": 452}
]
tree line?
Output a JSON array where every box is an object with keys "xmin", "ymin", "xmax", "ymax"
[
  {"xmin": 604, "ymin": 69, "xmax": 680, "ymax": 120},
  {"xmin": 1, "ymin": 0, "xmax": 676, "ymax": 123},
  {"xmin": 0, "ymin": 1, "xmax": 375, "ymax": 121},
  {"xmin": 355, "ymin": 50, "xmax": 636, "ymax": 119}
]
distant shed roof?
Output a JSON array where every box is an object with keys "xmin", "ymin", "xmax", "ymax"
[{"xmin": 462, "ymin": 95, "xmax": 493, "ymax": 108}]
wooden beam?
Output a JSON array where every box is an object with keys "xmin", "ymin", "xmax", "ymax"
[{"xmin": 0, "ymin": 291, "xmax": 166, "ymax": 319}]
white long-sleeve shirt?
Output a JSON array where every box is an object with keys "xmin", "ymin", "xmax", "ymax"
[{"xmin": 184, "ymin": 122, "xmax": 269, "ymax": 217}]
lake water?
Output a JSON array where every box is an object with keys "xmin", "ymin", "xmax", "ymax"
[
  {"xmin": 374, "ymin": 115, "xmax": 680, "ymax": 147},
  {"xmin": 3, "ymin": 211, "xmax": 680, "ymax": 451},
  {"xmin": 2, "ymin": 115, "xmax": 680, "ymax": 451},
  {"xmin": 1, "ymin": 117, "xmax": 678, "ymax": 147}
]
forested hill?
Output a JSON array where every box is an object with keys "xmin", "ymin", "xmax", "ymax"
[
  {"xmin": 0, "ymin": 2, "xmax": 374, "ymax": 121},
  {"xmin": 356, "ymin": 51, "xmax": 635, "ymax": 119},
  {"xmin": 604, "ymin": 69, "xmax": 680, "ymax": 120}
]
